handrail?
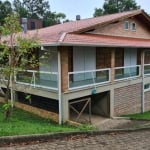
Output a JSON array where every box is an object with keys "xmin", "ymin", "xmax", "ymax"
[
  {"xmin": 68, "ymin": 68, "xmax": 110, "ymax": 74},
  {"xmin": 115, "ymin": 65, "xmax": 140, "ymax": 70},
  {"xmin": 68, "ymin": 68, "xmax": 110, "ymax": 89},
  {"xmin": 16, "ymin": 69, "xmax": 58, "ymax": 75},
  {"xmin": 114, "ymin": 65, "xmax": 140, "ymax": 81},
  {"xmin": 15, "ymin": 69, "xmax": 58, "ymax": 90}
]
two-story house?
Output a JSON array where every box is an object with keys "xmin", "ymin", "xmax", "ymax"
[{"xmin": 1, "ymin": 9, "xmax": 150, "ymax": 124}]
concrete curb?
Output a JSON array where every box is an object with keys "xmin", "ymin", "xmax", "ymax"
[{"xmin": 0, "ymin": 126, "xmax": 150, "ymax": 146}]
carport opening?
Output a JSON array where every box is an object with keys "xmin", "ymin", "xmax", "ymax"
[
  {"xmin": 91, "ymin": 91, "xmax": 110, "ymax": 117},
  {"xmin": 69, "ymin": 91, "xmax": 110, "ymax": 124}
]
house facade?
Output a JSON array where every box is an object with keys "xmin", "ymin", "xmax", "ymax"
[{"xmin": 1, "ymin": 10, "xmax": 150, "ymax": 124}]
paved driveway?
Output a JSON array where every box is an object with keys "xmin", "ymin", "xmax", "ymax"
[{"xmin": 1, "ymin": 130, "xmax": 150, "ymax": 150}]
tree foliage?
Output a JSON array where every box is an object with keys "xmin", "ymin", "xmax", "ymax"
[
  {"xmin": 43, "ymin": 11, "xmax": 66, "ymax": 27},
  {"xmin": 0, "ymin": 13, "xmax": 39, "ymax": 119},
  {"xmin": 13, "ymin": 0, "xmax": 28, "ymax": 18},
  {"xmin": 0, "ymin": 0, "xmax": 12, "ymax": 25},
  {"xmin": 94, "ymin": 0, "xmax": 140, "ymax": 17},
  {"xmin": 13, "ymin": 0, "xmax": 66, "ymax": 27}
]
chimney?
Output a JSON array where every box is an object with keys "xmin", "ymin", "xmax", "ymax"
[
  {"xmin": 76, "ymin": 15, "xmax": 81, "ymax": 21},
  {"xmin": 21, "ymin": 18, "xmax": 27, "ymax": 33}
]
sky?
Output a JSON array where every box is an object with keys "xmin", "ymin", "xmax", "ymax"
[{"xmin": 49, "ymin": 0, "xmax": 150, "ymax": 20}]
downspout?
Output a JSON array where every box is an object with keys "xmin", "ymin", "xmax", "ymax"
[{"xmin": 141, "ymin": 50, "xmax": 145, "ymax": 113}]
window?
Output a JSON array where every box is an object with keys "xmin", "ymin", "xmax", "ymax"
[
  {"xmin": 124, "ymin": 21, "xmax": 129, "ymax": 30},
  {"xmin": 131, "ymin": 22, "xmax": 136, "ymax": 31},
  {"xmin": 31, "ymin": 22, "xmax": 35, "ymax": 30}
]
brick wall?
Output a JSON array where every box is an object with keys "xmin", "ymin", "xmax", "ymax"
[
  {"xmin": 114, "ymin": 83, "xmax": 142, "ymax": 116},
  {"xmin": 27, "ymin": 18, "xmax": 42, "ymax": 30},
  {"xmin": 144, "ymin": 91, "xmax": 150, "ymax": 111},
  {"xmin": 137, "ymin": 49, "xmax": 142, "ymax": 65},
  {"xmin": 115, "ymin": 48, "xmax": 124, "ymax": 67},
  {"xmin": 145, "ymin": 51, "xmax": 150, "ymax": 64},
  {"xmin": 96, "ymin": 47, "xmax": 111, "ymax": 69},
  {"xmin": 92, "ymin": 18, "xmax": 150, "ymax": 39},
  {"xmin": 59, "ymin": 46, "xmax": 70, "ymax": 92}
]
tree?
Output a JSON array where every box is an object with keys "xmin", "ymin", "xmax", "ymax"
[
  {"xmin": 43, "ymin": 11, "xmax": 66, "ymax": 27},
  {"xmin": 13, "ymin": 0, "xmax": 66, "ymax": 27},
  {"xmin": 13, "ymin": 0, "xmax": 28, "ymax": 18},
  {"xmin": 0, "ymin": 13, "xmax": 39, "ymax": 119},
  {"xmin": 23, "ymin": 0, "xmax": 50, "ymax": 19},
  {"xmin": 0, "ymin": 0, "xmax": 12, "ymax": 25},
  {"xmin": 93, "ymin": 8, "xmax": 103, "ymax": 17},
  {"xmin": 94, "ymin": 0, "xmax": 140, "ymax": 17},
  {"xmin": 13, "ymin": 0, "xmax": 49, "ymax": 19}
]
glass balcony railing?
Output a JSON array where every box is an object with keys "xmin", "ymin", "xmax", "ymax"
[
  {"xmin": 144, "ymin": 64, "xmax": 150, "ymax": 75},
  {"xmin": 115, "ymin": 65, "xmax": 140, "ymax": 80},
  {"xmin": 2, "ymin": 63, "xmax": 150, "ymax": 91},
  {"xmin": 15, "ymin": 70, "xmax": 58, "ymax": 90},
  {"xmin": 68, "ymin": 68, "xmax": 110, "ymax": 89}
]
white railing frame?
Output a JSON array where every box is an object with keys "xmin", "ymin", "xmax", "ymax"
[
  {"xmin": 114, "ymin": 65, "xmax": 140, "ymax": 81},
  {"xmin": 15, "ymin": 69, "xmax": 58, "ymax": 90},
  {"xmin": 68, "ymin": 68, "xmax": 111, "ymax": 90}
]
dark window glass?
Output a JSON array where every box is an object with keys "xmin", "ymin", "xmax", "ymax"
[{"xmin": 31, "ymin": 22, "xmax": 35, "ymax": 30}]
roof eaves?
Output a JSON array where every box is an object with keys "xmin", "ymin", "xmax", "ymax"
[
  {"xmin": 56, "ymin": 42, "xmax": 150, "ymax": 48},
  {"xmin": 71, "ymin": 10, "xmax": 143, "ymax": 34},
  {"xmin": 140, "ymin": 9, "xmax": 150, "ymax": 22}
]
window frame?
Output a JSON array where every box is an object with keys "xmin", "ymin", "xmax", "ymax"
[
  {"xmin": 124, "ymin": 21, "xmax": 129, "ymax": 30},
  {"xmin": 131, "ymin": 22, "xmax": 136, "ymax": 31}
]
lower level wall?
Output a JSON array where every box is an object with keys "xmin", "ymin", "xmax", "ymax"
[
  {"xmin": 114, "ymin": 83, "xmax": 142, "ymax": 116},
  {"xmin": 145, "ymin": 91, "xmax": 150, "ymax": 111},
  {"xmin": 0, "ymin": 97, "xmax": 59, "ymax": 122}
]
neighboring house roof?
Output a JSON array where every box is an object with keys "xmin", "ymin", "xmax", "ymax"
[{"xmin": 1, "ymin": 9, "xmax": 150, "ymax": 47}]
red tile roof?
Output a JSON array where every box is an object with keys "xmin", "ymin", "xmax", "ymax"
[
  {"xmin": 63, "ymin": 33, "xmax": 150, "ymax": 48},
  {"xmin": 2, "ymin": 10, "xmax": 150, "ymax": 47}
]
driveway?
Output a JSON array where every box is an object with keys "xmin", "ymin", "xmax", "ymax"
[{"xmin": 0, "ymin": 129, "xmax": 150, "ymax": 150}]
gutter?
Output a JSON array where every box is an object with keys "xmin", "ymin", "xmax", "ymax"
[{"xmin": 41, "ymin": 42, "xmax": 150, "ymax": 49}]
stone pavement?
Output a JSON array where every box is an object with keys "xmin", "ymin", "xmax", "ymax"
[{"xmin": 0, "ymin": 129, "xmax": 150, "ymax": 150}]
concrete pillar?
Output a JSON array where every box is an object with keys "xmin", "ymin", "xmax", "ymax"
[
  {"xmin": 141, "ymin": 50, "xmax": 145, "ymax": 113},
  {"xmin": 61, "ymin": 94, "xmax": 69, "ymax": 123},
  {"xmin": 111, "ymin": 49, "xmax": 115, "ymax": 83},
  {"xmin": 110, "ymin": 89, "xmax": 114, "ymax": 117},
  {"xmin": 58, "ymin": 46, "xmax": 70, "ymax": 123},
  {"xmin": 141, "ymin": 50, "xmax": 144, "ymax": 77}
]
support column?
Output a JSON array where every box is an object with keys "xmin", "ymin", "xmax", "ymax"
[
  {"xmin": 59, "ymin": 47, "xmax": 69, "ymax": 92},
  {"xmin": 110, "ymin": 49, "xmax": 115, "ymax": 118},
  {"xmin": 141, "ymin": 50, "xmax": 145, "ymax": 113},
  {"xmin": 58, "ymin": 46, "xmax": 69, "ymax": 123},
  {"xmin": 110, "ymin": 89, "xmax": 114, "ymax": 117},
  {"xmin": 62, "ymin": 94, "xmax": 69, "ymax": 122},
  {"xmin": 111, "ymin": 49, "xmax": 115, "ymax": 83}
]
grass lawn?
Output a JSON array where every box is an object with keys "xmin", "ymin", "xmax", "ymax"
[
  {"xmin": 0, "ymin": 103, "xmax": 93, "ymax": 137},
  {"xmin": 124, "ymin": 111, "xmax": 150, "ymax": 120}
]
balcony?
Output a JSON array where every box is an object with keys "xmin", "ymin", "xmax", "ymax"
[
  {"xmin": 15, "ymin": 70, "xmax": 58, "ymax": 90},
  {"xmin": 0, "ymin": 64, "xmax": 148, "ymax": 91},
  {"xmin": 68, "ymin": 68, "xmax": 110, "ymax": 89},
  {"xmin": 115, "ymin": 65, "xmax": 140, "ymax": 81}
]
